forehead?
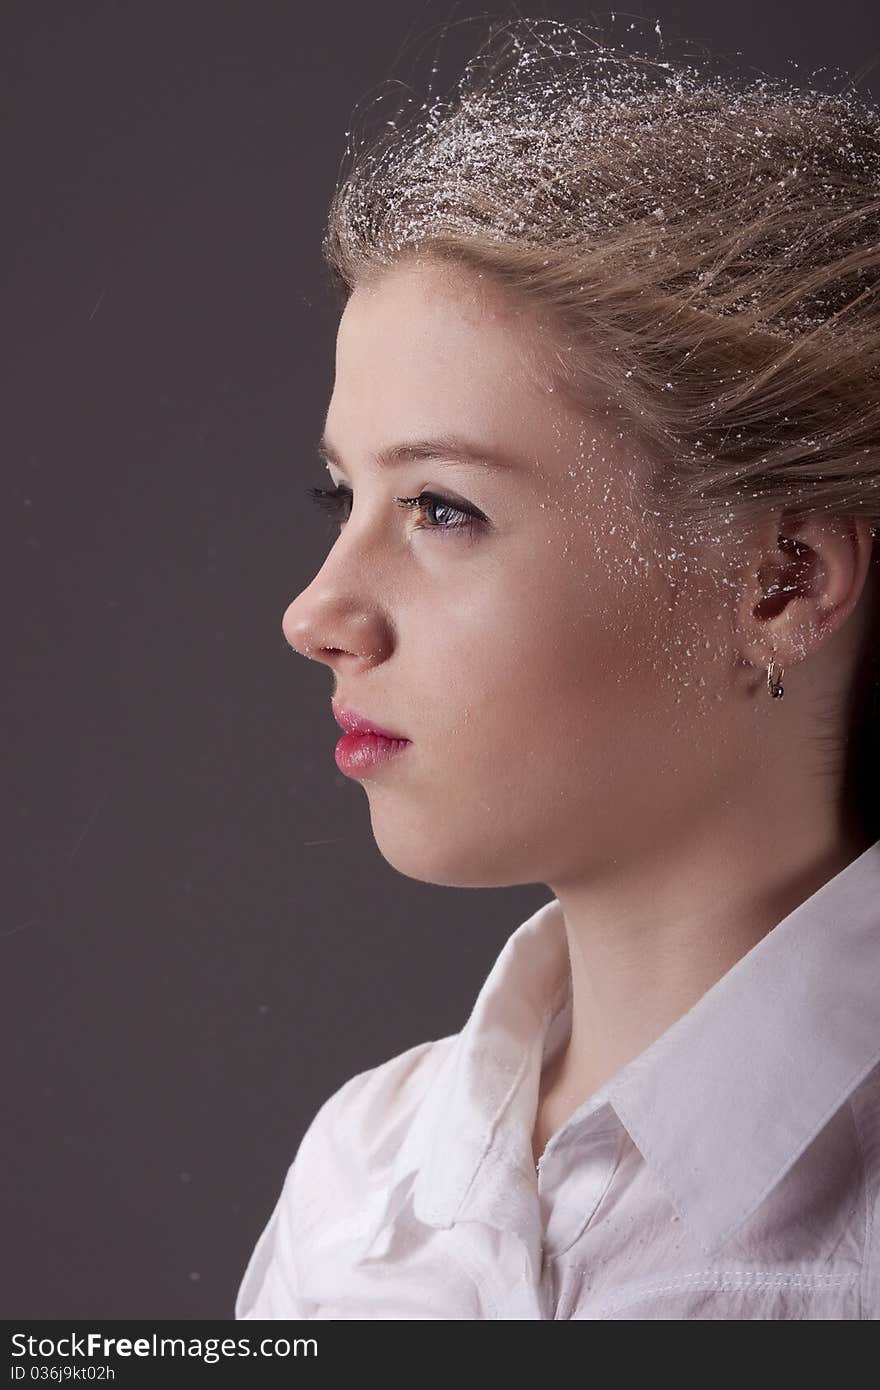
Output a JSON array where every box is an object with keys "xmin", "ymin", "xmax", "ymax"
[
  {"xmin": 340, "ymin": 254, "xmax": 544, "ymax": 347},
  {"xmin": 335, "ymin": 261, "xmax": 550, "ymax": 394},
  {"xmin": 327, "ymin": 257, "xmax": 581, "ymax": 461}
]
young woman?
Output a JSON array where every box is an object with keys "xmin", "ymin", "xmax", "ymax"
[{"xmin": 236, "ymin": 17, "xmax": 880, "ymax": 1318}]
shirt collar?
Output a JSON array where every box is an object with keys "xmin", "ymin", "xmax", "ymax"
[{"xmin": 398, "ymin": 838, "xmax": 880, "ymax": 1257}]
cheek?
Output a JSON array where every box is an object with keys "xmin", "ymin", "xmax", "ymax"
[
  {"xmin": 526, "ymin": 579, "xmax": 676, "ymax": 742},
  {"xmin": 426, "ymin": 541, "xmax": 674, "ymax": 745}
]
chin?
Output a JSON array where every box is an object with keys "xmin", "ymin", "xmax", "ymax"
[{"xmin": 367, "ymin": 811, "xmax": 537, "ymax": 889}]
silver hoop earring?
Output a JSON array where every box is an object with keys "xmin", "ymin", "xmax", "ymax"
[{"xmin": 767, "ymin": 658, "xmax": 785, "ymax": 700}]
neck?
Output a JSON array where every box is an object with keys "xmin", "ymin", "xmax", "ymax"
[{"xmin": 533, "ymin": 810, "xmax": 872, "ymax": 1162}]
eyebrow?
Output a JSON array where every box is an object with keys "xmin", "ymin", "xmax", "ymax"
[{"xmin": 316, "ymin": 432, "xmax": 522, "ymax": 472}]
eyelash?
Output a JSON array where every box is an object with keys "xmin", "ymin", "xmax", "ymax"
[{"xmin": 305, "ymin": 483, "xmax": 484, "ymax": 536}]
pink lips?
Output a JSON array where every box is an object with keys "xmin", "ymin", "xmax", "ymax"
[
  {"xmin": 331, "ymin": 700, "xmax": 409, "ymax": 742},
  {"xmin": 331, "ymin": 701, "xmax": 411, "ymax": 780}
]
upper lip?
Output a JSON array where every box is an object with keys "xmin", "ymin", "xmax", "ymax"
[{"xmin": 332, "ymin": 700, "xmax": 410, "ymax": 741}]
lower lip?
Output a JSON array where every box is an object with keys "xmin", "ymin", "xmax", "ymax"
[{"xmin": 334, "ymin": 732, "xmax": 411, "ymax": 778}]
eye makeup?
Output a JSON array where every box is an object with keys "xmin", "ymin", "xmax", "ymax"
[{"xmin": 305, "ymin": 482, "xmax": 488, "ymax": 536}]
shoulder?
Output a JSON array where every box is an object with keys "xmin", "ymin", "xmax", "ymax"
[
  {"xmin": 235, "ymin": 1033, "xmax": 457, "ymax": 1317},
  {"xmin": 306, "ymin": 1033, "xmax": 457, "ymax": 1169},
  {"xmin": 284, "ymin": 1031, "xmax": 457, "ymax": 1222}
]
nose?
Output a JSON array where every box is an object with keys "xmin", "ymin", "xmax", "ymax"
[{"xmin": 281, "ymin": 579, "xmax": 392, "ymax": 673}]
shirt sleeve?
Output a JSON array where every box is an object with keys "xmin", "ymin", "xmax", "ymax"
[
  {"xmin": 233, "ymin": 1104, "xmax": 327, "ymax": 1319},
  {"xmin": 234, "ymin": 1190, "xmax": 301, "ymax": 1318},
  {"xmin": 234, "ymin": 1037, "xmax": 449, "ymax": 1319}
]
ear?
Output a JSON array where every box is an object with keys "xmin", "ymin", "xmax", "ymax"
[{"xmin": 732, "ymin": 510, "xmax": 877, "ymax": 677}]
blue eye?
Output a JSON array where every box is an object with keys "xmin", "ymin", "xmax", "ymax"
[{"xmin": 305, "ymin": 484, "xmax": 484, "ymax": 535}]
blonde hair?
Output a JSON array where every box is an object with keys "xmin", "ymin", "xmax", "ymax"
[{"xmin": 320, "ymin": 14, "xmax": 880, "ymax": 837}]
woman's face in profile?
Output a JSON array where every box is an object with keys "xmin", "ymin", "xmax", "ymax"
[{"xmin": 283, "ymin": 256, "xmax": 735, "ymax": 890}]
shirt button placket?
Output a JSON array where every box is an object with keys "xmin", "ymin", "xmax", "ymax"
[{"xmin": 538, "ymin": 1124, "xmax": 623, "ymax": 1269}]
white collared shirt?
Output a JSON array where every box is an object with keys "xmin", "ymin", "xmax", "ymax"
[{"xmin": 235, "ymin": 839, "xmax": 880, "ymax": 1319}]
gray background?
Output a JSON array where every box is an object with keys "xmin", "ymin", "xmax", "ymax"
[{"xmin": 4, "ymin": 0, "xmax": 878, "ymax": 1319}]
